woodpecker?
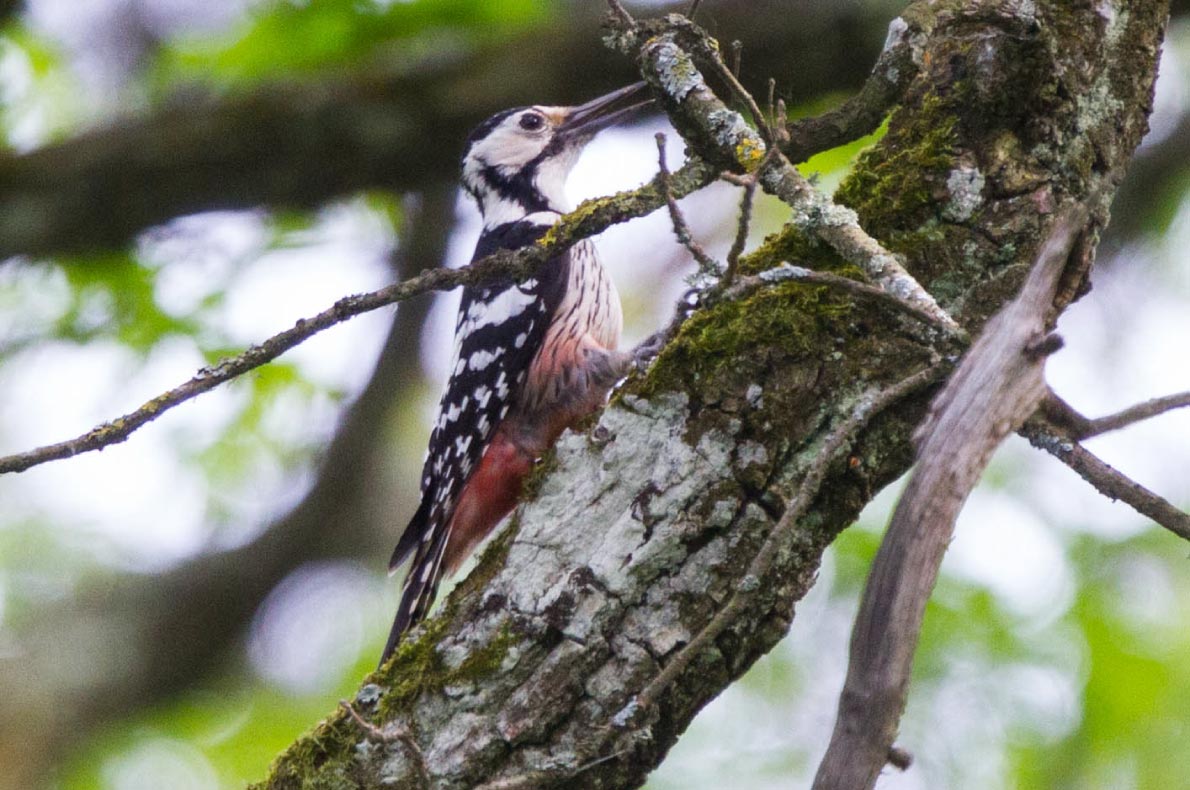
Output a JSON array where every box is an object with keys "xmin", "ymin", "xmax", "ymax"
[{"xmin": 381, "ymin": 83, "xmax": 652, "ymax": 664}]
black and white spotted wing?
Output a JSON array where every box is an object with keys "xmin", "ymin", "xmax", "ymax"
[{"xmin": 388, "ymin": 219, "xmax": 568, "ymax": 574}]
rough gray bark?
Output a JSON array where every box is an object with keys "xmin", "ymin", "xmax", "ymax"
[{"xmin": 252, "ymin": 1, "xmax": 1169, "ymax": 788}]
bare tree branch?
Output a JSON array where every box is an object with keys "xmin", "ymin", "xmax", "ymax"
[
  {"xmin": 720, "ymin": 262, "xmax": 959, "ymax": 336},
  {"xmin": 654, "ymin": 133, "xmax": 718, "ymax": 278},
  {"xmin": 617, "ymin": 16, "xmax": 961, "ymax": 334},
  {"xmin": 813, "ymin": 206, "xmax": 1090, "ymax": 790},
  {"xmin": 720, "ymin": 148, "xmax": 778, "ymax": 288},
  {"xmin": 0, "ymin": 160, "xmax": 717, "ymax": 475},
  {"xmin": 1022, "ymin": 422, "xmax": 1190, "ymax": 543},
  {"xmin": 1046, "ymin": 390, "xmax": 1190, "ymax": 439},
  {"xmin": 780, "ymin": 14, "xmax": 918, "ymax": 163}
]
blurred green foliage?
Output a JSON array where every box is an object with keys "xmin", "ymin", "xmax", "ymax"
[
  {"xmin": 153, "ymin": 0, "xmax": 551, "ymax": 88},
  {"xmin": 61, "ymin": 653, "xmax": 383, "ymax": 790}
]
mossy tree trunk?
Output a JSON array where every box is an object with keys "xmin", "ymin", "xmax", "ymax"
[{"xmin": 255, "ymin": 1, "xmax": 1169, "ymax": 788}]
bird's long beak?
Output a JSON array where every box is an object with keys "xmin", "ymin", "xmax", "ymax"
[{"xmin": 558, "ymin": 82, "xmax": 653, "ymax": 139}]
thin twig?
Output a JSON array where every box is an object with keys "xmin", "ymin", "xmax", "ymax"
[
  {"xmin": 722, "ymin": 147, "xmax": 779, "ymax": 288},
  {"xmin": 766, "ymin": 77, "xmax": 777, "ymax": 129},
  {"xmin": 1022, "ymin": 423, "xmax": 1190, "ymax": 543},
  {"xmin": 605, "ymin": 0, "xmax": 635, "ymax": 29},
  {"xmin": 730, "ymin": 40, "xmax": 743, "ymax": 78},
  {"xmin": 0, "ymin": 160, "xmax": 718, "ymax": 475},
  {"xmin": 475, "ymin": 773, "xmax": 551, "ymax": 790},
  {"xmin": 722, "ymin": 179, "xmax": 757, "ymax": 286},
  {"xmin": 621, "ymin": 362, "xmax": 946, "ymax": 722},
  {"xmin": 655, "ymin": 133, "xmax": 719, "ymax": 278},
  {"xmin": 688, "ymin": 0, "xmax": 704, "ymax": 21},
  {"xmin": 1079, "ymin": 391, "xmax": 1190, "ymax": 438},
  {"xmin": 774, "ymin": 98, "xmax": 789, "ymax": 144},
  {"xmin": 704, "ymin": 48, "xmax": 775, "ymax": 143},
  {"xmin": 473, "ymin": 749, "xmax": 630, "ymax": 790},
  {"xmin": 339, "ymin": 699, "xmax": 392, "ymax": 742},
  {"xmin": 762, "ymin": 157, "xmax": 961, "ymax": 332},
  {"xmin": 633, "ymin": 31, "xmax": 960, "ymax": 333}
]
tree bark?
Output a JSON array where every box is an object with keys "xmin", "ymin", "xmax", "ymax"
[{"xmin": 252, "ymin": 1, "xmax": 1169, "ymax": 788}]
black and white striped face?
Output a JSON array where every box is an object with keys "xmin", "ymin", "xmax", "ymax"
[
  {"xmin": 460, "ymin": 83, "xmax": 652, "ymax": 227},
  {"xmin": 461, "ymin": 105, "xmax": 583, "ymax": 225}
]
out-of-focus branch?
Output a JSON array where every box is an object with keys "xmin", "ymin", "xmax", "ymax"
[
  {"xmin": 814, "ymin": 206, "xmax": 1091, "ymax": 790},
  {"xmin": 0, "ymin": 0, "xmax": 20, "ymax": 25},
  {"xmin": 0, "ymin": 160, "xmax": 716, "ymax": 475},
  {"xmin": 0, "ymin": 184, "xmax": 456, "ymax": 790},
  {"xmin": 1107, "ymin": 115, "xmax": 1190, "ymax": 241},
  {"xmin": 0, "ymin": 0, "xmax": 897, "ymax": 260}
]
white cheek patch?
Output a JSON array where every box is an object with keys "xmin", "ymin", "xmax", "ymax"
[
  {"xmin": 473, "ymin": 125, "xmax": 543, "ymax": 171},
  {"xmin": 533, "ymin": 153, "xmax": 577, "ymax": 211}
]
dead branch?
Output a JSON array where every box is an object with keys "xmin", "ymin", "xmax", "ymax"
[
  {"xmin": 720, "ymin": 262, "xmax": 959, "ymax": 336},
  {"xmin": 1022, "ymin": 422, "xmax": 1190, "ymax": 543},
  {"xmin": 1047, "ymin": 389, "xmax": 1190, "ymax": 439},
  {"xmin": 813, "ymin": 205, "xmax": 1090, "ymax": 790},
  {"xmin": 655, "ymin": 133, "xmax": 719, "ymax": 278},
  {"xmin": 0, "ymin": 160, "xmax": 716, "ymax": 475}
]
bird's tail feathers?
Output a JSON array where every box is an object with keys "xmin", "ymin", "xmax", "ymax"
[
  {"xmin": 388, "ymin": 493, "xmax": 433, "ymax": 575},
  {"xmin": 379, "ymin": 528, "xmax": 448, "ymax": 666}
]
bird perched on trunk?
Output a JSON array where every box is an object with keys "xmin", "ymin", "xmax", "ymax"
[{"xmin": 381, "ymin": 83, "xmax": 653, "ymax": 664}]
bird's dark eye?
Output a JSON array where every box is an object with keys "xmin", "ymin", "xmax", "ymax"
[{"xmin": 519, "ymin": 113, "xmax": 545, "ymax": 131}]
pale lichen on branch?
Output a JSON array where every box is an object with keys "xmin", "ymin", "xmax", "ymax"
[{"xmin": 611, "ymin": 14, "xmax": 961, "ymax": 334}]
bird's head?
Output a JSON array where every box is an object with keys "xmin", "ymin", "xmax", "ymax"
[{"xmin": 461, "ymin": 82, "xmax": 652, "ymax": 226}]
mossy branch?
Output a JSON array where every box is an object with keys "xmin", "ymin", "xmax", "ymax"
[
  {"xmin": 611, "ymin": 14, "xmax": 962, "ymax": 334},
  {"xmin": 0, "ymin": 160, "xmax": 716, "ymax": 475}
]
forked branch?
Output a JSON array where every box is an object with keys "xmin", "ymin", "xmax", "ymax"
[{"xmin": 813, "ymin": 205, "xmax": 1090, "ymax": 790}]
